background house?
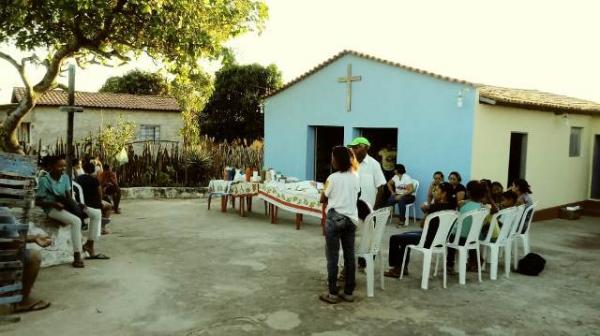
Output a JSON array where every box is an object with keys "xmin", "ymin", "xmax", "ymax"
[
  {"xmin": 263, "ymin": 50, "xmax": 600, "ymax": 217},
  {"xmin": 7, "ymin": 88, "xmax": 182, "ymax": 149}
]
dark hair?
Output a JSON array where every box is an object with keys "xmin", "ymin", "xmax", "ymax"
[
  {"xmin": 103, "ymin": 164, "xmax": 110, "ymax": 171},
  {"xmin": 466, "ymin": 180, "xmax": 486, "ymax": 202},
  {"xmin": 449, "ymin": 171, "xmax": 462, "ymax": 182},
  {"xmin": 502, "ymin": 190, "xmax": 518, "ymax": 203},
  {"xmin": 433, "ymin": 171, "xmax": 444, "ymax": 179},
  {"xmin": 331, "ymin": 146, "xmax": 354, "ymax": 172},
  {"xmin": 512, "ymin": 178, "xmax": 532, "ymax": 194},
  {"xmin": 72, "ymin": 158, "xmax": 81, "ymax": 166},
  {"xmin": 42, "ymin": 155, "xmax": 66, "ymax": 168},
  {"xmin": 395, "ymin": 164, "xmax": 406, "ymax": 174},
  {"xmin": 83, "ymin": 161, "xmax": 96, "ymax": 174},
  {"xmin": 480, "ymin": 179, "xmax": 492, "ymax": 189},
  {"xmin": 491, "ymin": 181, "xmax": 503, "ymax": 190},
  {"xmin": 437, "ymin": 182, "xmax": 453, "ymax": 201}
]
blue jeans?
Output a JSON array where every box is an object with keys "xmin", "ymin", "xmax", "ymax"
[
  {"xmin": 387, "ymin": 195, "xmax": 416, "ymax": 220},
  {"xmin": 325, "ymin": 209, "xmax": 356, "ymax": 295}
]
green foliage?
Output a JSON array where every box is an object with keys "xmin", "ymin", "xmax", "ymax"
[
  {"xmin": 100, "ymin": 69, "xmax": 169, "ymax": 95},
  {"xmin": 200, "ymin": 63, "xmax": 282, "ymax": 141},
  {"xmin": 95, "ymin": 116, "xmax": 136, "ymax": 165},
  {"xmin": 0, "ymin": 0, "xmax": 268, "ymax": 69}
]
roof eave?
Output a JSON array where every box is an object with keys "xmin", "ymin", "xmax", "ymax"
[{"xmin": 479, "ymin": 97, "xmax": 600, "ymax": 116}]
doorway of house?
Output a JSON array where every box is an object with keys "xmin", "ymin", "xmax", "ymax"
[
  {"xmin": 358, "ymin": 128, "xmax": 398, "ymax": 177},
  {"xmin": 314, "ymin": 126, "xmax": 344, "ymax": 182},
  {"xmin": 507, "ymin": 132, "xmax": 528, "ymax": 186},
  {"xmin": 591, "ymin": 135, "xmax": 600, "ymax": 199}
]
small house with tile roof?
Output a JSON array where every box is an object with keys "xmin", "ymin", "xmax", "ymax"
[
  {"xmin": 6, "ymin": 88, "xmax": 182, "ymax": 148},
  {"xmin": 263, "ymin": 50, "xmax": 600, "ymax": 217}
]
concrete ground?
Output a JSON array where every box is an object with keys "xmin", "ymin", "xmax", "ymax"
[{"xmin": 1, "ymin": 199, "xmax": 599, "ymax": 336}]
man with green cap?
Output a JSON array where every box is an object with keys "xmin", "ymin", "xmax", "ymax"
[{"xmin": 348, "ymin": 137, "xmax": 386, "ymax": 210}]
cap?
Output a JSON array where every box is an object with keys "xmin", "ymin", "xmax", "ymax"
[{"xmin": 348, "ymin": 137, "xmax": 371, "ymax": 147}]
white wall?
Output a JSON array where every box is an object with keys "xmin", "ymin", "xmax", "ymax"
[
  {"xmin": 16, "ymin": 106, "xmax": 182, "ymax": 147},
  {"xmin": 471, "ymin": 92, "xmax": 598, "ymax": 209}
]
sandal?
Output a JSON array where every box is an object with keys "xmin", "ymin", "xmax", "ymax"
[
  {"xmin": 13, "ymin": 300, "xmax": 51, "ymax": 313},
  {"xmin": 384, "ymin": 270, "xmax": 401, "ymax": 278},
  {"xmin": 86, "ymin": 253, "xmax": 110, "ymax": 260},
  {"xmin": 319, "ymin": 293, "xmax": 340, "ymax": 304},
  {"xmin": 72, "ymin": 260, "xmax": 85, "ymax": 268}
]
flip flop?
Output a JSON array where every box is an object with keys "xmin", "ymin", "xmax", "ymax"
[
  {"xmin": 86, "ymin": 253, "xmax": 110, "ymax": 260},
  {"xmin": 72, "ymin": 260, "xmax": 85, "ymax": 268},
  {"xmin": 14, "ymin": 300, "xmax": 51, "ymax": 313}
]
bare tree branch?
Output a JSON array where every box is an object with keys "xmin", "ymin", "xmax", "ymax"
[{"xmin": 0, "ymin": 51, "xmax": 32, "ymax": 92}]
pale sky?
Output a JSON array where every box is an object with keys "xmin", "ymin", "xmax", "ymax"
[{"xmin": 1, "ymin": 0, "xmax": 599, "ymax": 102}]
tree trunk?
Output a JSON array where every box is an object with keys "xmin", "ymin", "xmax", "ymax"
[{"xmin": 1, "ymin": 96, "xmax": 36, "ymax": 154}]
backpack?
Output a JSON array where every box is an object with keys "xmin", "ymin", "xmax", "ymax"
[{"xmin": 517, "ymin": 253, "xmax": 546, "ymax": 276}]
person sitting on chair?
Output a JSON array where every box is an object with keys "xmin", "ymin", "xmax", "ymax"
[
  {"xmin": 386, "ymin": 164, "xmax": 415, "ymax": 227},
  {"xmin": 77, "ymin": 162, "xmax": 112, "ymax": 236},
  {"xmin": 384, "ymin": 182, "xmax": 455, "ymax": 278},
  {"xmin": 421, "ymin": 171, "xmax": 444, "ymax": 213}
]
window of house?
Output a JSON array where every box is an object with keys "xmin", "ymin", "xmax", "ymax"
[
  {"xmin": 569, "ymin": 127, "xmax": 582, "ymax": 157},
  {"xmin": 139, "ymin": 125, "xmax": 160, "ymax": 142},
  {"xmin": 17, "ymin": 122, "xmax": 31, "ymax": 145}
]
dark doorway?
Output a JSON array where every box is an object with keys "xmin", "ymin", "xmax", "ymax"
[
  {"xmin": 508, "ymin": 133, "xmax": 528, "ymax": 186},
  {"xmin": 591, "ymin": 135, "xmax": 600, "ymax": 199},
  {"xmin": 314, "ymin": 126, "xmax": 344, "ymax": 182},
  {"xmin": 358, "ymin": 128, "xmax": 398, "ymax": 179}
]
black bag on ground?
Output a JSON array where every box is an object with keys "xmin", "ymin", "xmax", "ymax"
[{"xmin": 517, "ymin": 253, "xmax": 546, "ymax": 276}]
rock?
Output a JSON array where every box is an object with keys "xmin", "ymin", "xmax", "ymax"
[{"xmin": 26, "ymin": 208, "xmax": 74, "ymax": 268}]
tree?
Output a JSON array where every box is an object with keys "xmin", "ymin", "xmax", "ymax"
[
  {"xmin": 200, "ymin": 63, "xmax": 282, "ymax": 141},
  {"xmin": 100, "ymin": 67, "xmax": 213, "ymax": 146},
  {"xmin": 100, "ymin": 69, "xmax": 169, "ymax": 95},
  {"xmin": 0, "ymin": 0, "xmax": 268, "ymax": 153}
]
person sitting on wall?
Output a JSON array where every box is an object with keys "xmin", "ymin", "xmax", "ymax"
[
  {"xmin": 448, "ymin": 171, "xmax": 466, "ymax": 209},
  {"xmin": 35, "ymin": 155, "xmax": 106, "ymax": 268},
  {"xmin": 384, "ymin": 182, "xmax": 455, "ymax": 278},
  {"xmin": 98, "ymin": 164, "xmax": 122, "ymax": 214},
  {"xmin": 77, "ymin": 162, "xmax": 112, "ymax": 237},
  {"xmin": 386, "ymin": 164, "xmax": 415, "ymax": 227},
  {"xmin": 421, "ymin": 171, "xmax": 444, "ymax": 213}
]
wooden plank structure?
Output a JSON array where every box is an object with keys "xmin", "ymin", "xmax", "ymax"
[{"xmin": 0, "ymin": 153, "xmax": 37, "ymax": 322}]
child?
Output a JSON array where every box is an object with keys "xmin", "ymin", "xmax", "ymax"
[{"xmin": 319, "ymin": 146, "xmax": 360, "ymax": 304}]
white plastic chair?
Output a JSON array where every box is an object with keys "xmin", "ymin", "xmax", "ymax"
[
  {"xmin": 480, "ymin": 206, "xmax": 518, "ymax": 280},
  {"xmin": 446, "ymin": 207, "xmax": 490, "ymax": 285},
  {"xmin": 400, "ymin": 210, "xmax": 459, "ymax": 290},
  {"xmin": 72, "ymin": 181, "xmax": 85, "ymax": 204},
  {"xmin": 357, "ymin": 206, "xmax": 392, "ymax": 297},
  {"xmin": 401, "ymin": 179, "xmax": 420, "ymax": 227},
  {"xmin": 512, "ymin": 202, "xmax": 537, "ymax": 269}
]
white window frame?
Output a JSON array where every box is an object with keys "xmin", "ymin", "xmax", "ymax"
[{"xmin": 139, "ymin": 124, "xmax": 161, "ymax": 142}]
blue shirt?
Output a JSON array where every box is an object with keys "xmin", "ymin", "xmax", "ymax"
[
  {"xmin": 36, "ymin": 173, "xmax": 71, "ymax": 213},
  {"xmin": 457, "ymin": 201, "xmax": 483, "ymax": 238}
]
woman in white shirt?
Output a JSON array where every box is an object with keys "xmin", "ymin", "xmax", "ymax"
[
  {"xmin": 386, "ymin": 164, "xmax": 415, "ymax": 226},
  {"xmin": 319, "ymin": 146, "xmax": 360, "ymax": 304}
]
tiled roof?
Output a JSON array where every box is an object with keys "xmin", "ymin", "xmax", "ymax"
[
  {"xmin": 266, "ymin": 50, "xmax": 600, "ymax": 115},
  {"xmin": 478, "ymin": 86, "xmax": 600, "ymax": 115},
  {"xmin": 12, "ymin": 88, "xmax": 180, "ymax": 112}
]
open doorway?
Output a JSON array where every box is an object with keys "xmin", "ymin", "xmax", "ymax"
[
  {"xmin": 313, "ymin": 126, "xmax": 344, "ymax": 182},
  {"xmin": 591, "ymin": 135, "xmax": 600, "ymax": 199},
  {"xmin": 508, "ymin": 132, "xmax": 528, "ymax": 186},
  {"xmin": 358, "ymin": 128, "xmax": 398, "ymax": 179}
]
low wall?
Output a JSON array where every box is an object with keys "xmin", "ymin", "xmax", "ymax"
[{"xmin": 121, "ymin": 187, "xmax": 209, "ymax": 200}]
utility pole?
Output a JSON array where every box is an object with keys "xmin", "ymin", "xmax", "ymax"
[{"xmin": 60, "ymin": 64, "xmax": 83, "ymax": 181}]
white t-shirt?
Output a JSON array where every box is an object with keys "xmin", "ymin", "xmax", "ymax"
[
  {"xmin": 357, "ymin": 154, "xmax": 387, "ymax": 208},
  {"xmin": 391, "ymin": 174, "xmax": 414, "ymax": 195},
  {"xmin": 324, "ymin": 171, "xmax": 360, "ymax": 223}
]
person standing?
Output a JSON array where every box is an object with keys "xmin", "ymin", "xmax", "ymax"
[
  {"xmin": 319, "ymin": 146, "xmax": 360, "ymax": 304},
  {"xmin": 348, "ymin": 137, "xmax": 386, "ymax": 210},
  {"xmin": 378, "ymin": 144, "xmax": 397, "ymax": 182}
]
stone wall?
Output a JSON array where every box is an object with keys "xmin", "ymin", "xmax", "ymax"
[{"xmin": 121, "ymin": 187, "xmax": 208, "ymax": 199}]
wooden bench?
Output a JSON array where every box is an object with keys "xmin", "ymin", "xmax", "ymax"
[{"xmin": 0, "ymin": 153, "xmax": 37, "ymax": 323}]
